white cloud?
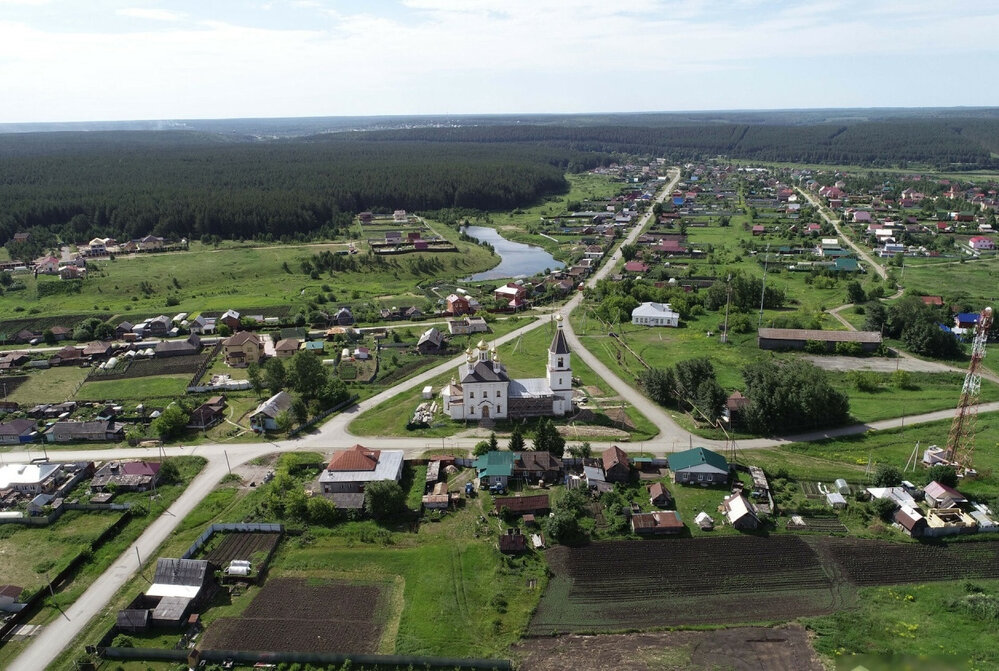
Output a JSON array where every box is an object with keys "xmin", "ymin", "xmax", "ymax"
[
  {"xmin": 116, "ymin": 8, "xmax": 185, "ymax": 22},
  {"xmin": 1, "ymin": 1, "xmax": 999, "ymax": 121}
]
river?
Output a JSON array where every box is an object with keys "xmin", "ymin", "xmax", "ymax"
[{"xmin": 461, "ymin": 225, "xmax": 564, "ymax": 281}]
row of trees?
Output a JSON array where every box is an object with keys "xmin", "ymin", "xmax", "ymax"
[{"xmin": 639, "ymin": 357, "xmax": 850, "ymax": 435}]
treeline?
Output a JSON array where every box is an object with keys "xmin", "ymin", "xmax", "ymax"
[
  {"xmin": 0, "ymin": 134, "xmax": 587, "ymax": 245},
  {"xmin": 351, "ymin": 119, "xmax": 999, "ymax": 169}
]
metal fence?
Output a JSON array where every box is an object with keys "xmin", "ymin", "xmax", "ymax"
[{"xmin": 182, "ymin": 522, "xmax": 284, "ymax": 560}]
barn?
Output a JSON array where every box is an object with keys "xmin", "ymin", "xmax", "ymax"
[{"xmin": 757, "ymin": 328, "xmax": 882, "ymax": 353}]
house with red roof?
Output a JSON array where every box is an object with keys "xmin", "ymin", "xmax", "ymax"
[
  {"xmin": 623, "ymin": 261, "xmax": 649, "ymax": 273},
  {"xmin": 969, "ymin": 236, "xmax": 995, "ymax": 250},
  {"xmin": 318, "ymin": 444, "xmax": 404, "ymax": 494}
]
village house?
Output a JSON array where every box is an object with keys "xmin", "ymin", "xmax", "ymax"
[
  {"xmin": 249, "ymin": 391, "xmax": 294, "ymax": 432},
  {"xmin": 219, "ymin": 309, "xmax": 241, "ymax": 331},
  {"xmin": 924, "ymin": 481, "xmax": 968, "ymax": 509},
  {"xmin": 90, "ymin": 461, "xmax": 161, "ymax": 492},
  {"xmin": 416, "ymin": 327, "xmax": 446, "ymax": 355},
  {"xmin": 0, "ymin": 463, "xmax": 62, "ymax": 495},
  {"xmin": 0, "ymin": 419, "xmax": 37, "ymax": 444},
  {"xmin": 722, "ymin": 493, "xmax": 760, "ymax": 530},
  {"xmin": 631, "ymin": 510, "xmax": 684, "ymax": 535},
  {"xmin": 602, "ymin": 445, "xmax": 631, "ymax": 483},
  {"xmin": 33, "ymin": 256, "xmax": 60, "ymax": 274},
  {"xmin": 223, "ymin": 331, "xmax": 264, "ymax": 367},
  {"xmin": 445, "ymin": 293, "xmax": 472, "ymax": 316},
  {"xmin": 969, "ymin": 236, "xmax": 995, "ymax": 250},
  {"xmin": 49, "ymin": 345, "xmax": 83, "ymax": 366},
  {"xmin": 318, "ymin": 444, "xmax": 405, "ymax": 494},
  {"xmin": 274, "ymin": 338, "xmax": 300, "ymax": 359},
  {"xmin": 447, "ymin": 316, "xmax": 489, "ymax": 335},
  {"xmin": 441, "ymin": 316, "xmax": 573, "ymax": 421},
  {"xmin": 631, "ymin": 302, "xmax": 680, "ymax": 327},
  {"xmin": 669, "ymin": 447, "xmax": 730, "ymax": 486},
  {"xmin": 46, "ymin": 420, "xmax": 125, "ymax": 443},
  {"xmin": 188, "ymin": 315, "xmax": 216, "ymax": 335},
  {"xmin": 185, "ymin": 396, "xmax": 227, "ymax": 431}
]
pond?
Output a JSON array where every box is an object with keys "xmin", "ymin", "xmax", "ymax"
[{"xmin": 461, "ymin": 225, "xmax": 564, "ymax": 281}]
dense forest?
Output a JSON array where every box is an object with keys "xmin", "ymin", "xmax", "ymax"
[
  {"xmin": 352, "ymin": 119, "xmax": 999, "ymax": 168},
  {"xmin": 3, "ymin": 113, "xmax": 999, "ymax": 246},
  {"xmin": 0, "ymin": 134, "xmax": 595, "ymax": 245}
]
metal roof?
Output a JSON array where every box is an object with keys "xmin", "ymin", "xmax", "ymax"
[
  {"xmin": 668, "ymin": 447, "xmax": 728, "ymax": 474},
  {"xmin": 758, "ymin": 328, "xmax": 881, "ymax": 343}
]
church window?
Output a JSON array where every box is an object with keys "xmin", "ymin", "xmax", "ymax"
[
  {"xmin": 483, "ymin": 391, "xmax": 488, "ymax": 398},
  {"xmin": 469, "ymin": 406, "xmax": 474, "ymax": 414},
  {"xmin": 497, "ymin": 405, "xmax": 502, "ymax": 413},
  {"xmin": 496, "ymin": 390, "xmax": 501, "ymax": 398},
  {"xmin": 558, "ymin": 357, "xmax": 564, "ymax": 367},
  {"xmin": 469, "ymin": 392, "xmax": 474, "ymax": 399}
]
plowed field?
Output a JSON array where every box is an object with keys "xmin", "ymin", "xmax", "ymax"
[
  {"xmin": 529, "ymin": 536, "xmax": 999, "ymax": 634},
  {"xmin": 201, "ymin": 578, "xmax": 384, "ymax": 654}
]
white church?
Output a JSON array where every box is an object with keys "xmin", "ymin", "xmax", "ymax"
[{"xmin": 441, "ymin": 315, "xmax": 573, "ymax": 421}]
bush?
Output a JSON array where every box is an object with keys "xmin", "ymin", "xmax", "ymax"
[
  {"xmin": 872, "ymin": 463, "xmax": 902, "ymax": 487},
  {"xmin": 870, "ymin": 496, "xmax": 897, "ymax": 522},
  {"xmin": 850, "ymin": 370, "xmax": 881, "ymax": 392}
]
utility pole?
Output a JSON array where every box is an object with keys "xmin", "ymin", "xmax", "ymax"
[
  {"xmin": 721, "ymin": 273, "xmax": 732, "ymax": 344},
  {"xmin": 758, "ymin": 244, "xmax": 771, "ymax": 326},
  {"xmin": 224, "ymin": 450, "xmax": 232, "ymax": 475}
]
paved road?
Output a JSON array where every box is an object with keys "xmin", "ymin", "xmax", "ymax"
[
  {"xmin": 796, "ymin": 187, "xmax": 886, "ymax": 280},
  {"xmin": 8, "ymin": 167, "xmax": 995, "ymax": 669}
]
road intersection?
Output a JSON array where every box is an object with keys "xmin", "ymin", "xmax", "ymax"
[{"xmin": 9, "ymin": 168, "xmax": 992, "ymax": 669}]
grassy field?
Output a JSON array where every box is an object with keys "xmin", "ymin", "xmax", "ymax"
[
  {"xmin": 804, "ymin": 578, "xmax": 999, "ymax": 670},
  {"xmin": 902, "ymin": 257, "xmax": 999, "ymax": 305},
  {"xmin": 74, "ymin": 374, "xmax": 191, "ymax": 401},
  {"xmin": 0, "ymin": 230, "xmax": 499, "ymax": 324},
  {"xmin": 4, "ymin": 366, "xmax": 89, "ymax": 405},
  {"xmin": 0, "ymin": 511, "xmax": 120, "ymax": 591}
]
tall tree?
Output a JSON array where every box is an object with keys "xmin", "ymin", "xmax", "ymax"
[
  {"xmin": 508, "ymin": 425, "xmax": 525, "ymax": 452},
  {"xmin": 263, "ymin": 357, "xmax": 286, "ymax": 395},
  {"xmin": 533, "ymin": 419, "xmax": 566, "ymax": 458}
]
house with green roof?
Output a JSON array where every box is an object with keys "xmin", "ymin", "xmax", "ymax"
[
  {"xmin": 668, "ymin": 447, "xmax": 729, "ymax": 485},
  {"xmin": 474, "ymin": 451, "xmax": 516, "ymax": 487}
]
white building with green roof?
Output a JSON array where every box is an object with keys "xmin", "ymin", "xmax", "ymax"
[{"xmin": 668, "ymin": 447, "xmax": 729, "ymax": 485}]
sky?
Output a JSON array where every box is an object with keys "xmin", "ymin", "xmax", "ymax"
[{"xmin": 2, "ymin": 0, "xmax": 999, "ymax": 123}]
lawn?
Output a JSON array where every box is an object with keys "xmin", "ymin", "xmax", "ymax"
[
  {"xmin": 4, "ymin": 366, "xmax": 89, "ymax": 405},
  {"xmin": 74, "ymin": 374, "xmax": 190, "ymax": 401},
  {"xmin": 0, "ymin": 511, "xmax": 120, "ymax": 592}
]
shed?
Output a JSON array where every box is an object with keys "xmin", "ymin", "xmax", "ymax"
[
  {"xmin": 694, "ymin": 512, "xmax": 714, "ymax": 530},
  {"xmin": 630, "ymin": 511, "xmax": 684, "ymax": 535}
]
